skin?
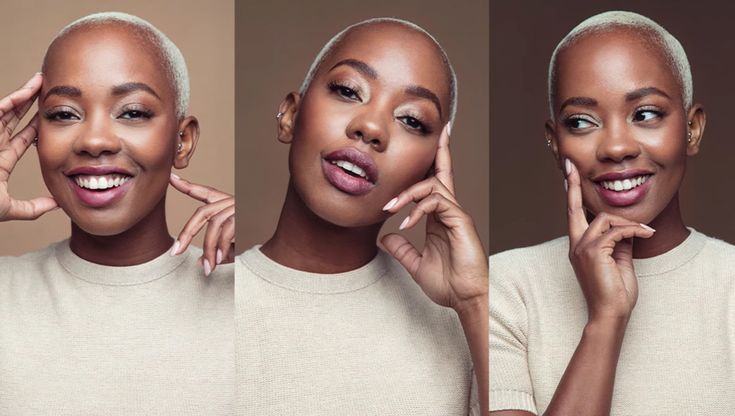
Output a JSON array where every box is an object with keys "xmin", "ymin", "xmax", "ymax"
[
  {"xmin": 492, "ymin": 28, "xmax": 705, "ymax": 416},
  {"xmin": 0, "ymin": 23, "xmax": 232, "ymax": 270},
  {"xmin": 261, "ymin": 22, "xmax": 488, "ymax": 411}
]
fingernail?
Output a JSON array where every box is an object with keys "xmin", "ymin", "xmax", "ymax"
[
  {"xmin": 640, "ymin": 223, "xmax": 656, "ymax": 232},
  {"xmin": 564, "ymin": 158, "xmax": 571, "ymax": 176},
  {"xmin": 170, "ymin": 172, "xmax": 180, "ymax": 180},
  {"xmin": 446, "ymin": 121, "xmax": 452, "ymax": 136},
  {"xmin": 564, "ymin": 179, "xmax": 568, "ymax": 192},
  {"xmin": 203, "ymin": 259, "xmax": 212, "ymax": 276},
  {"xmin": 383, "ymin": 197, "xmax": 398, "ymax": 211},
  {"xmin": 216, "ymin": 249, "xmax": 223, "ymax": 265},
  {"xmin": 399, "ymin": 216, "xmax": 410, "ymax": 230},
  {"xmin": 169, "ymin": 240, "xmax": 180, "ymax": 256}
]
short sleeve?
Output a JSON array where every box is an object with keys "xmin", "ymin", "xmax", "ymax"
[{"xmin": 489, "ymin": 253, "xmax": 538, "ymax": 414}]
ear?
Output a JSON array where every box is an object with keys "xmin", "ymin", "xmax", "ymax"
[
  {"xmin": 544, "ymin": 119, "xmax": 563, "ymax": 170},
  {"xmin": 277, "ymin": 92, "xmax": 301, "ymax": 144},
  {"xmin": 173, "ymin": 116, "xmax": 200, "ymax": 169},
  {"xmin": 686, "ymin": 104, "xmax": 705, "ymax": 156}
]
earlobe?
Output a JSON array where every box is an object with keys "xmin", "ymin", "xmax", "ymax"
[
  {"xmin": 686, "ymin": 104, "xmax": 706, "ymax": 156},
  {"xmin": 544, "ymin": 119, "xmax": 563, "ymax": 169},
  {"xmin": 173, "ymin": 116, "xmax": 200, "ymax": 169},
  {"xmin": 277, "ymin": 92, "xmax": 301, "ymax": 144}
]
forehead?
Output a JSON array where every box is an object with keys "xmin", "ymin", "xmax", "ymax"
[
  {"xmin": 318, "ymin": 23, "xmax": 451, "ymax": 107},
  {"xmin": 555, "ymin": 28, "xmax": 682, "ymax": 104},
  {"xmin": 43, "ymin": 24, "xmax": 173, "ymax": 97}
]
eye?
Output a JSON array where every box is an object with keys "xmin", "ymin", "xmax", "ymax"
[
  {"xmin": 633, "ymin": 109, "xmax": 663, "ymax": 122},
  {"xmin": 43, "ymin": 108, "xmax": 80, "ymax": 122},
  {"xmin": 563, "ymin": 115, "xmax": 597, "ymax": 131},
  {"xmin": 398, "ymin": 115, "xmax": 429, "ymax": 134},
  {"xmin": 328, "ymin": 81, "xmax": 362, "ymax": 102},
  {"xmin": 117, "ymin": 107, "xmax": 153, "ymax": 121}
]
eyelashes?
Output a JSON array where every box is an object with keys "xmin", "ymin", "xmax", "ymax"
[
  {"xmin": 42, "ymin": 105, "xmax": 155, "ymax": 123},
  {"xmin": 327, "ymin": 80, "xmax": 433, "ymax": 135},
  {"xmin": 562, "ymin": 107, "xmax": 667, "ymax": 132}
]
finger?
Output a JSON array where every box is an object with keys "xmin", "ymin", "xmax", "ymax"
[
  {"xmin": 382, "ymin": 176, "xmax": 456, "ymax": 213},
  {"xmin": 584, "ymin": 212, "xmax": 643, "ymax": 241},
  {"xmin": 0, "ymin": 74, "xmax": 42, "ymax": 141},
  {"xmin": 565, "ymin": 159, "xmax": 589, "ymax": 244},
  {"xmin": 171, "ymin": 197, "xmax": 234, "ymax": 255},
  {"xmin": 0, "ymin": 114, "xmax": 38, "ymax": 179},
  {"xmin": 397, "ymin": 192, "xmax": 468, "ymax": 233},
  {"xmin": 217, "ymin": 215, "xmax": 235, "ymax": 264},
  {"xmin": 599, "ymin": 224, "xmax": 656, "ymax": 247},
  {"xmin": 433, "ymin": 122, "xmax": 455, "ymax": 195},
  {"xmin": 7, "ymin": 196, "xmax": 58, "ymax": 220},
  {"xmin": 169, "ymin": 173, "xmax": 231, "ymax": 204},
  {"xmin": 201, "ymin": 205, "xmax": 235, "ymax": 275},
  {"xmin": 380, "ymin": 233, "xmax": 422, "ymax": 276}
]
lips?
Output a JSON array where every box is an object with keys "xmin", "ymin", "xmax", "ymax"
[
  {"xmin": 592, "ymin": 169, "xmax": 654, "ymax": 207},
  {"xmin": 322, "ymin": 147, "xmax": 378, "ymax": 195},
  {"xmin": 65, "ymin": 165, "xmax": 135, "ymax": 208}
]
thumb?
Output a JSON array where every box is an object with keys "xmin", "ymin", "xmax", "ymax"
[{"xmin": 381, "ymin": 233, "xmax": 421, "ymax": 276}]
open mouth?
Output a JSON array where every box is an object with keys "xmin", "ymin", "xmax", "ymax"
[
  {"xmin": 65, "ymin": 166, "xmax": 135, "ymax": 208},
  {"xmin": 72, "ymin": 174, "xmax": 132, "ymax": 191},
  {"xmin": 598, "ymin": 174, "xmax": 651, "ymax": 192},
  {"xmin": 322, "ymin": 147, "xmax": 378, "ymax": 195}
]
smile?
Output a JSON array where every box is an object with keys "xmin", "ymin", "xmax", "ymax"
[
  {"xmin": 599, "ymin": 175, "xmax": 651, "ymax": 192},
  {"xmin": 73, "ymin": 174, "xmax": 131, "ymax": 190}
]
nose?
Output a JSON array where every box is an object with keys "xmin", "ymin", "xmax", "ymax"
[
  {"xmin": 596, "ymin": 120, "xmax": 641, "ymax": 162},
  {"xmin": 72, "ymin": 113, "xmax": 122, "ymax": 157},
  {"xmin": 345, "ymin": 106, "xmax": 389, "ymax": 152}
]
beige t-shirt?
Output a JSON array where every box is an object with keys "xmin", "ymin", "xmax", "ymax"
[
  {"xmin": 236, "ymin": 246, "xmax": 479, "ymax": 415},
  {"xmin": 0, "ymin": 240, "xmax": 234, "ymax": 415},
  {"xmin": 490, "ymin": 229, "xmax": 735, "ymax": 415}
]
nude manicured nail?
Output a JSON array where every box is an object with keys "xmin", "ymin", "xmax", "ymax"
[
  {"xmin": 383, "ymin": 197, "xmax": 398, "ymax": 211},
  {"xmin": 564, "ymin": 158, "xmax": 571, "ymax": 176},
  {"xmin": 640, "ymin": 224, "xmax": 656, "ymax": 232},
  {"xmin": 203, "ymin": 259, "xmax": 212, "ymax": 276},
  {"xmin": 564, "ymin": 179, "xmax": 568, "ymax": 192},
  {"xmin": 170, "ymin": 172, "xmax": 180, "ymax": 180},
  {"xmin": 216, "ymin": 249, "xmax": 223, "ymax": 265},
  {"xmin": 399, "ymin": 216, "xmax": 410, "ymax": 230},
  {"xmin": 446, "ymin": 121, "xmax": 452, "ymax": 136},
  {"xmin": 169, "ymin": 240, "xmax": 180, "ymax": 256}
]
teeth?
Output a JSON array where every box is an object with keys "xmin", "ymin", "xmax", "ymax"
[
  {"xmin": 332, "ymin": 160, "xmax": 367, "ymax": 179},
  {"xmin": 601, "ymin": 175, "xmax": 650, "ymax": 192},
  {"xmin": 74, "ymin": 174, "xmax": 131, "ymax": 190}
]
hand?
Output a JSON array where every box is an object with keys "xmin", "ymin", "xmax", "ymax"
[
  {"xmin": 0, "ymin": 73, "xmax": 57, "ymax": 221},
  {"xmin": 169, "ymin": 173, "xmax": 234, "ymax": 276},
  {"xmin": 380, "ymin": 123, "xmax": 487, "ymax": 314},
  {"xmin": 564, "ymin": 159, "xmax": 655, "ymax": 322}
]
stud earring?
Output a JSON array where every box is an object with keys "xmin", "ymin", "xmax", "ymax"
[
  {"xmin": 177, "ymin": 143, "xmax": 183, "ymax": 152},
  {"xmin": 546, "ymin": 139, "xmax": 552, "ymax": 147},
  {"xmin": 32, "ymin": 137, "xmax": 38, "ymax": 147},
  {"xmin": 276, "ymin": 112, "xmax": 284, "ymax": 120}
]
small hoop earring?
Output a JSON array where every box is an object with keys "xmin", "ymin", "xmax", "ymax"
[{"xmin": 276, "ymin": 112, "xmax": 284, "ymax": 120}]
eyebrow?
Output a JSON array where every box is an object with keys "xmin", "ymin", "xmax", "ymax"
[
  {"xmin": 43, "ymin": 85, "xmax": 82, "ymax": 102},
  {"xmin": 329, "ymin": 59, "xmax": 378, "ymax": 80},
  {"xmin": 405, "ymin": 85, "xmax": 443, "ymax": 117},
  {"xmin": 111, "ymin": 82, "xmax": 161, "ymax": 100},
  {"xmin": 560, "ymin": 96, "xmax": 598, "ymax": 112},
  {"xmin": 625, "ymin": 86, "xmax": 671, "ymax": 102}
]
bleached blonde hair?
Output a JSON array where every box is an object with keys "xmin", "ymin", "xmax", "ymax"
[{"xmin": 548, "ymin": 11, "xmax": 692, "ymax": 120}]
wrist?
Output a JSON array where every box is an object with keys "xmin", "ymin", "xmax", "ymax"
[{"xmin": 454, "ymin": 294, "xmax": 487, "ymax": 322}]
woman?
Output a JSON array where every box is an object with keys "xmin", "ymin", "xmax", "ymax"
[
  {"xmin": 490, "ymin": 11, "xmax": 735, "ymax": 415},
  {"xmin": 0, "ymin": 12, "xmax": 233, "ymax": 414},
  {"xmin": 236, "ymin": 18, "xmax": 488, "ymax": 415}
]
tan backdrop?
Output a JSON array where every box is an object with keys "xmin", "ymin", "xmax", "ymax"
[
  {"xmin": 490, "ymin": 1, "xmax": 735, "ymax": 254},
  {"xmin": 235, "ymin": 0, "xmax": 489, "ymax": 253},
  {"xmin": 0, "ymin": 0, "xmax": 234, "ymax": 255}
]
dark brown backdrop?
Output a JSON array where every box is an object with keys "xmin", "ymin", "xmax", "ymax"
[
  {"xmin": 235, "ymin": 0, "xmax": 489, "ymax": 253},
  {"xmin": 490, "ymin": 1, "xmax": 735, "ymax": 254}
]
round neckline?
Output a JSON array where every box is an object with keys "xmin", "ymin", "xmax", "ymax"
[
  {"xmin": 55, "ymin": 239, "xmax": 190, "ymax": 286},
  {"xmin": 632, "ymin": 227, "xmax": 706, "ymax": 277},
  {"xmin": 238, "ymin": 245, "xmax": 391, "ymax": 294}
]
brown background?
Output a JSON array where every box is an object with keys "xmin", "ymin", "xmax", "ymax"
[
  {"xmin": 0, "ymin": 0, "xmax": 234, "ymax": 255},
  {"xmin": 490, "ymin": 1, "xmax": 735, "ymax": 254},
  {"xmin": 235, "ymin": 0, "xmax": 489, "ymax": 253}
]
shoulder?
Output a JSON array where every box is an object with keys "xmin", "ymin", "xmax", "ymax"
[
  {"xmin": 490, "ymin": 236, "xmax": 572, "ymax": 286},
  {"xmin": 0, "ymin": 241, "xmax": 63, "ymax": 277}
]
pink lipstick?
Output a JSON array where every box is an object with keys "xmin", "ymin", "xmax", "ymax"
[
  {"xmin": 65, "ymin": 165, "xmax": 134, "ymax": 208},
  {"xmin": 322, "ymin": 147, "xmax": 378, "ymax": 195},
  {"xmin": 592, "ymin": 169, "xmax": 654, "ymax": 207}
]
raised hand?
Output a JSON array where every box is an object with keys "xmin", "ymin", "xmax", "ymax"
[
  {"xmin": 168, "ymin": 173, "xmax": 234, "ymax": 276},
  {"xmin": 564, "ymin": 159, "xmax": 654, "ymax": 322},
  {"xmin": 0, "ymin": 73, "xmax": 58, "ymax": 221}
]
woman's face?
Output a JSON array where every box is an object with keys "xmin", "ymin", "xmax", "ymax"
[
  {"xmin": 286, "ymin": 23, "xmax": 452, "ymax": 227},
  {"xmin": 548, "ymin": 29, "xmax": 700, "ymax": 224},
  {"xmin": 38, "ymin": 25, "xmax": 180, "ymax": 236}
]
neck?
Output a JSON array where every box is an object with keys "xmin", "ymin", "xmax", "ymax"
[
  {"xmin": 69, "ymin": 197, "xmax": 173, "ymax": 266},
  {"xmin": 261, "ymin": 181, "xmax": 381, "ymax": 273}
]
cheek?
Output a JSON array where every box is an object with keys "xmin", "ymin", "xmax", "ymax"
[{"xmin": 383, "ymin": 139, "xmax": 437, "ymax": 189}]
